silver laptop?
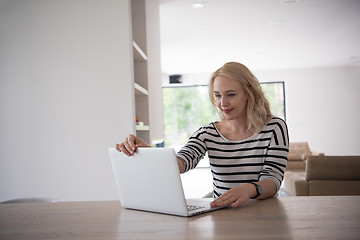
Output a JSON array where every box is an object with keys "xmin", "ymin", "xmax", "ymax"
[{"xmin": 108, "ymin": 147, "xmax": 224, "ymax": 217}]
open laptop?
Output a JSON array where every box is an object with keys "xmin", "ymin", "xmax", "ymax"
[{"xmin": 108, "ymin": 147, "xmax": 224, "ymax": 217}]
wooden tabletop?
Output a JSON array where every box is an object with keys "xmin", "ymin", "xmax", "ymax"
[{"xmin": 1, "ymin": 196, "xmax": 359, "ymax": 240}]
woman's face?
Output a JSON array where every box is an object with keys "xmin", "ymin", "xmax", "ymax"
[{"xmin": 213, "ymin": 76, "xmax": 249, "ymax": 121}]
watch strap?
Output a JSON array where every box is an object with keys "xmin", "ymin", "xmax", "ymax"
[{"xmin": 249, "ymin": 182, "xmax": 261, "ymax": 199}]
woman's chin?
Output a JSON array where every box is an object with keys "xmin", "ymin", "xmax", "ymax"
[{"xmin": 223, "ymin": 115, "xmax": 235, "ymax": 120}]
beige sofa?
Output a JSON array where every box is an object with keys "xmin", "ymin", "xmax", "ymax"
[
  {"xmin": 286, "ymin": 142, "xmax": 323, "ymax": 172},
  {"xmin": 283, "ymin": 155, "xmax": 360, "ymax": 196}
]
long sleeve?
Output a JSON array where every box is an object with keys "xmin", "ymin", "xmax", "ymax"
[
  {"xmin": 259, "ymin": 117, "xmax": 289, "ymax": 191},
  {"xmin": 176, "ymin": 126, "xmax": 209, "ymax": 172}
]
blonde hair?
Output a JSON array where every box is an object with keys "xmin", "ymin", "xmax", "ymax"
[{"xmin": 208, "ymin": 62, "xmax": 272, "ymax": 133}]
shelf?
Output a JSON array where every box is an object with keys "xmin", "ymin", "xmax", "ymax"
[
  {"xmin": 136, "ymin": 125, "xmax": 150, "ymax": 131},
  {"xmin": 133, "ymin": 41, "xmax": 147, "ymax": 61},
  {"xmin": 132, "ymin": 0, "xmax": 150, "ymax": 144},
  {"xmin": 134, "ymin": 83, "xmax": 148, "ymax": 95}
]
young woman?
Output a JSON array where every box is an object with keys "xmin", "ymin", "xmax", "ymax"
[{"xmin": 116, "ymin": 62, "xmax": 289, "ymax": 208}]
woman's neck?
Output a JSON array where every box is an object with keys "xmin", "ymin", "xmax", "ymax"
[{"xmin": 217, "ymin": 119, "xmax": 255, "ymax": 141}]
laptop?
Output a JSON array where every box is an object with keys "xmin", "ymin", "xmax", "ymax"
[{"xmin": 108, "ymin": 147, "xmax": 224, "ymax": 217}]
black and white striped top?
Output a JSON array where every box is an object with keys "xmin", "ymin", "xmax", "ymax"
[{"xmin": 176, "ymin": 117, "xmax": 289, "ymax": 198}]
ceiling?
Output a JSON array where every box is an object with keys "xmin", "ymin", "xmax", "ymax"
[{"xmin": 159, "ymin": 0, "xmax": 360, "ymax": 74}]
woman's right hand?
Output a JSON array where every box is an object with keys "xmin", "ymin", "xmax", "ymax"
[{"xmin": 115, "ymin": 134, "xmax": 150, "ymax": 156}]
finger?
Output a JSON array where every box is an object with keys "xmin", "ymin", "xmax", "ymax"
[
  {"xmin": 218, "ymin": 193, "xmax": 232, "ymax": 202},
  {"xmin": 221, "ymin": 197, "xmax": 236, "ymax": 207},
  {"xmin": 127, "ymin": 135, "xmax": 137, "ymax": 151},
  {"xmin": 123, "ymin": 139, "xmax": 134, "ymax": 155},
  {"xmin": 115, "ymin": 144, "xmax": 121, "ymax": 152},
  {"xmin": 231, "ymin": 198, "xmax": 247, "ymax": 208},
  {"xmin": 211, "ymin": 195, "xmax": 234, "ymax": 207},
  {"xmin": 120, "ymin": 141, "xmax": 133, "ymax": 156},
  {"xmin": 124, "ymin": 138, "xmax": 136, "ymax": 154}
]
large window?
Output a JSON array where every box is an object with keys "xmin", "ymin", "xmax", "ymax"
[{"xmin": 162, "ymin": 82, "xmax": 285, "ymax": 149}]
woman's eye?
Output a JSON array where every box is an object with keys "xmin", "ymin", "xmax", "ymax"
[
  {"xmin": 214, "ymin": 94, "xmax": 221, "ymax": 98},
  {"xmin": 228, "ymin": 93, "xmax": 236, "ymax": 97}
]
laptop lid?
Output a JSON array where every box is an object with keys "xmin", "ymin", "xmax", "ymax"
[{"xmin": 109, "ymin": 147, "xmax": 189, "ymax": 216}]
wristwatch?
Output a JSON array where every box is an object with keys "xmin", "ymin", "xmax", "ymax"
[{"xmin": 250, "ymin": 182, "xmax": 263, "ymax": 199}]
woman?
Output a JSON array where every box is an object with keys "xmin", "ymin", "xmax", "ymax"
[{"xmin": 116, "ymin": 62, "xmax": 289, "ymax": 208}]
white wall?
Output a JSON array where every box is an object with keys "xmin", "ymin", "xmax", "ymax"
[
  {"xmin": 162, "ymin": 65, "xmax": 360, "ymax": 156},
  {"xmin": 256, "ymin": 66, "xmax": 360, "ymax": 155},
  {"xmin": 0, "ymin": 0, "xmax": 134, "ymax": 202}
]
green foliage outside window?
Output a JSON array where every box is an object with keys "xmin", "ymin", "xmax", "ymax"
[{"xmin": 162, "ymin": 86, "xmax": 219, "ymax": 148}]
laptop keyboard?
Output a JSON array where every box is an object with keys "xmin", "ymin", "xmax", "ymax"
[{"xmin": 187, "ymin": 204, "xmax": 204, "ymax": 211}]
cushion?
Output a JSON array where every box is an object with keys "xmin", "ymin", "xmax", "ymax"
[
  {"xmin": 288, "ymin": 142, "xmax": 311, "ymax": 161},
  {"xmin": 306, "ymin": 156, "xmax": 360, "ymax": 181},
  {"xmin": 309, "ymin": 180, "xmax": 360, "ymax": 196}
]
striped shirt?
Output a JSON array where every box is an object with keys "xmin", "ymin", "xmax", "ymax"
[{"xmin": 176, "ymin": 117, "xmax": 289, "ymax": 198}]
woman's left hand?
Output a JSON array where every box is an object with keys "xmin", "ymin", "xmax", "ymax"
[{"xmin": 210, "ymin": 183, "xmax": 256, "ymax": 208}]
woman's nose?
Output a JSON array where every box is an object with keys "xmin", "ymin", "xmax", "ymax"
[{"xmin": 221, "ymin": 96, "xmax": 228, "ymax": 106}]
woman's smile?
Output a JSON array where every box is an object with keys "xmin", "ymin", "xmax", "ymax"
[{"xmin": 222, "ymin": 108, "xmax": 233, "ymax": 114}]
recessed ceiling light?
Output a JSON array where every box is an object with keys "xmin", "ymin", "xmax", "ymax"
[{"xmin": 192, "ymin": 2, "xmax": 209, "ymax": 9}]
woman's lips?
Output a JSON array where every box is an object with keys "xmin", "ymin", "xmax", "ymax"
[{"xmin": 222, "ymin": 108, "xmax": 233, "ymax": 114}]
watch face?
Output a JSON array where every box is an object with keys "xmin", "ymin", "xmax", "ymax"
[{"xmin": 257, "ymin": 185, "xmax": 263, "ymax": 195}]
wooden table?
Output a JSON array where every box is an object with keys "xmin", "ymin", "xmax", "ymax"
[{"xmin": 1, "ymin": 196, "xmax": 359, "ymax": 240}]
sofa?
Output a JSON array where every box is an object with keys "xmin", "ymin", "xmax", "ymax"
[
  {"xmin": 286, "ymin": 142, "xmax": 323, "ymax": 172},
  {"xmin": 283, "ymin": 155, "xmax": 360, "ymax": 196}
]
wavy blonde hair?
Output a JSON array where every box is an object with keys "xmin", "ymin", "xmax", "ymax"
[{"xmin": 208, "ymin": 62, "xmax": 272, "ymax": 133}]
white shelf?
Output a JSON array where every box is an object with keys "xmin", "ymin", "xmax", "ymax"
[
  {"xmin": 133, "ymin": 41, "xmax": 147, "ymax": 61},
  {"xmin": 136, "ymin": 125, "xmax": 150, "ymax": 131},
  {"xmin": 134, "ymin": 83, "xmax": 148, "ymax": 95},
  {"xmin": 132, "ymin": 1, "xmax": 150, "ymax": 144}
]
